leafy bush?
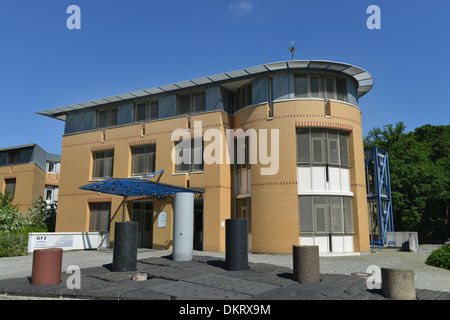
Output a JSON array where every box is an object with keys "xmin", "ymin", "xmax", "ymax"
[
  {"xmin": 426, "ymin": 244, "xmax": 450, "ymax": 270},
  {"xmin": 0, "ymin": 234, "xmax": 28, "ymax": 257}
]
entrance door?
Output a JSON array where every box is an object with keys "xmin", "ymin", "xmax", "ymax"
[
  {"xmin": 237, "ymin": 198, "xmax": 251, "ymax": 251},
  {"xmin": 193, "ymin": 199, "xmax": 203, "ymax": 250},
  {"xmin": 132, "ymin": 201, "xmax": 153, "ymax": 248}
]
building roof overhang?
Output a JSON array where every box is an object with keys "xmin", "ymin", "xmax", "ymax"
[{"xmin": 37, "ymin": 60, "xmax": 373, "ymax": 120}]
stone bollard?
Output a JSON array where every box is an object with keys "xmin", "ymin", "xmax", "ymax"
[
  {"xmin": 112, "ymin": 222, "xmax": 138, "ymax": 272},
  {"xmin": 381, "ymin": 268, "xmax": 416, "ymax": 300},
  {"xmin": 225, "ymin": 218, "xmax": 248, "ymax": 271},
  {"xmin": 31, "ymin": 248, "xmax": 63, "ymax": 285},
  {"xmin": 292, "ymin": 245, "xmax": 320, "ymax": 283}
]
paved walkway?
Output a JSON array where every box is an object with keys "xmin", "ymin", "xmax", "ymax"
[{"xmin": 0, "ymin": 248, "xmax": 448, "ymax": 301}]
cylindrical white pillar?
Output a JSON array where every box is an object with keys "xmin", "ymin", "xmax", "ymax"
[{"xmin": 172, "ymin": 192, "xmax": 194, "ymax": 261}]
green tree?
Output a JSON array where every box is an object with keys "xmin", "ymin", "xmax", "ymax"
[{"xmin": 364, "ymin": 123, "xmax": 449, "ymax": 240}]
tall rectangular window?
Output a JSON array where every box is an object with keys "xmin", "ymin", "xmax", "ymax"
[
  {"xmin": 131, "ymin": 144, "xmax": 156, "ymax": 176},
  {"xmin": 294, "ymin": 75, "xmax": 308, "ymax": 97},
  {"xmin": 336, "ymin": 78, "xmax": 347, "ymax": 102},
  {"xmin": 235, "ymin": 83, "xmax": 252, "ymax": 111},
  {"xmin": 4, "ymin": 178, "xmax": 16, "ymax": 196},
  {"xmin": 93, "ymin": 150, "xmax": 114, "ymax": 179},
  {"xmin": 174, "ymin": 138, "xmax": 203, "ymax": 173},
  {"xmin": 89, "ymin": 202, "xmax": 111, "ymax": 232}
]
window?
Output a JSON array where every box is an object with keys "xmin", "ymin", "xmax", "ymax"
[
  {"xmin": 297, "ymin": 129, "xmax": 350, "ymax": 167},
  {"xmin": 46, "ymin": 161, "xmax": 60, "ymax": 174},
  {"xmin": 236, "ymin": 136, "xmax": 251, "ymax": 170},
  {"xmin": 299, "ymin": 196, "xmax": 353, "ymax": 234},
  {"xmin": 89, "ymin": 202, "xmax": 111, "ymax": 232},
  {"xmin": 131, "ymin": 144, "xmax": 156, "ymax": 176},
  {"xmin": 235, "ymin": 83, "xmax": 252, "ymax": 111},
  {"xmin": 96, "ymin": 107, "xmax": 118, "ymax": 128},
  {"xmin": 174, "ymin": 138, "xmax": 203, "ymax": 173},
  {"xmin": 4, "ymin": 178, "xmax": 16, "ymax": 196},
  {"xmin": 8, "ymin": 151, "xmax": 20, "ymax": 165},
  {"xmin": 93, "ymin": 150, "xmax": 114, "ymax": 179},
  {"xmin": 177, "ymin": 91, "xmax": 206, "ymax": 115},
  {"xmin": 294, "ymin": 74, "xmax": 348, "ymax": 103},
  {"xmin": 45, "ymin": 186, "xmax": 59, "ymax": 203},
  {"xmin": 135, "ymin": 100, "xmax": 159, "ymax": 122}
]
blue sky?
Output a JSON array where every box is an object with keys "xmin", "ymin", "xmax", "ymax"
[{"xmin": 0, "ymin": 0, "xmax": 449, "ymax": 155}]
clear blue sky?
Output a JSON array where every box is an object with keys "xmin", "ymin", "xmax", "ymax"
[{"xmin": 0, "ymin": 0, "xmax": 449, "ymax": 155}]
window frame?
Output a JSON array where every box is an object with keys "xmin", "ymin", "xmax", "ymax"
[
  {"xmin": 174, "ymin": 137, "xmax": 204, "ymax": 173},
  {"xmin": 298, "ymin": 195, "xmax": 354, "ymax": 235},
  {"xmin": 96, "ymin": 107, "xmax": 118, "ymax": 128},
  {"xmin": 294, "ymin": 73, "xmax": 348, "ymax": 103},
  {"xmin": 92, "ymin": 149, "xmax": 115, "ymax": 180},
  {"xmin": 177, "ymin": 91, "xmax": 206, "ymax": 115},
  {"xmin": 134, "ymin": 99, "xmax": 159, "ymax": 122},
  {"xmin": 296, "ymin": 128, "xmax": 350, "ymax": 168},
  {"xmin": 4, "ymin": 178, "xmax": 16, "ymax": 196},
  {"xmin": 89, "ymin": 202, "xmax": 111, "ymax": 232},
  {"xmin": 131, "ymin": 144, "xmax": 156, "ymax": 176}
]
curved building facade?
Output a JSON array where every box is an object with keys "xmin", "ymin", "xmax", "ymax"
[{"xmin": 38, "ymin": 60, "xmax": 373, "ymax": 255}]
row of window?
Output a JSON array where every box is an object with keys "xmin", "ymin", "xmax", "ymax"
[
  {"xmin": 3, "ymin": 178, "xmax": 58, "ymax": 204},
  {"xmin": 294, "ymin": 74, "xmax": 348, "ymax": 102},
  {"xmin": 95, "ymin": 91, "xmax": 208, "ymax": 129},
  {"xmin": 92, "ymin": 141, "xmax": 205, "ymax": 180},
  {"xmin": 299, "ymin": 195, "xmax": 354, "ymax": 234},
  {"xmin": 92, "ymin": 128, "xmax": 350, "ymax": 179},
  {"xmin": 297, "ymin": 128, "xmax": 350, "ymax": 167}
]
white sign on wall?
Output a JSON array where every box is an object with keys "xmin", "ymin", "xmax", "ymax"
[{"xmin": 158, "ymin": 212, "xmax": 167, "ymax": 228}]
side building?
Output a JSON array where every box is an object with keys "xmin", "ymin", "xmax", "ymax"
[
  {"xmin": 0, "ymin": 144, "xmax": 61, "ymax": 212},
  {"xmin": 37, "ymin": 60, "xmax": 373, "ymax": 255}
]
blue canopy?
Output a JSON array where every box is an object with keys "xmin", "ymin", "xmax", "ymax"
[{"xmin": 79, "ymin": 169, "xmax": 203, "ymax": 198}]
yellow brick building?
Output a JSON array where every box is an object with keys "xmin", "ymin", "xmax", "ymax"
[
  {"xmin": 0, "ymin": 144, "xmax": 60, "ymax": 212},
  {"xmin": 38, "ymin": 60, "xmax": 373, "ymax": 254}
]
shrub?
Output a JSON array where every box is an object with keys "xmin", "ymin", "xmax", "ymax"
[{"xmin": 426, "ymin": 244, "xmax": 450, "ymax": 270}]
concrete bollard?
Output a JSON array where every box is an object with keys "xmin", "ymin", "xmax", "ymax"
[
  {"xmin": 172, "ymin": 192, "xmax": 194, "ymax": 261},
  {"xmin": 292, "ymin": 245, "xmax": 320, "ymax": 283},
  {"xmin": 112, "ymin": 222, "xmax": 138, "ymax": 272},
  {"xmin": 225, "ymin": 218, "xmax": 248, "ymax": 271},
  {"xmin": 31, "ymin": 248, "xmax": 63, "ymax": 285},
  {"xmin": 381, "ymin": 268, "xmax": 416, "ymax": 300}
]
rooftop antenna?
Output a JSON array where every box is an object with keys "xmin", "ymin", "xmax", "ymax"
[{"xmin": 289, "ymin": 41, "xmax": 296, "ymax": 60}]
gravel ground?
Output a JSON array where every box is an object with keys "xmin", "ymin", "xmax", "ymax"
[{"xmin": 1, "ymin": 244, "xmax": 448, "ymax": 293}]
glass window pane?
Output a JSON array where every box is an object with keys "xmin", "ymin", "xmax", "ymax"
[
  {"xmin": 310, "ymin": 76, "xmax": 320, "ymax": 98},
  {"xmin": 299, "ymin": 196, "xmax": 314, "ymax": 233},
  {"xmin": 336, "ymin": 78, "xmax": 347, "ymax": 102},
  {"xmin": 331, "ymin": 197, "xmax": 344, "ymax": 233},
  {"xmin": 294, "ymin": 75, "xmax": 307, "ymax": 97},
  {"xmin": 343, "ymin": 197, "xmax": 354, "ymax": 233},
  {"xmin": 97, "ymin": 110, "xmax": 108, "ymax": 127},
  {"xmin": 150, "ymin": 100, "xmax": 159, "ymax": 120},
  {"xmin": 339, "ymin": 132, "xmax": 349, "ymax": 166},
  {"xmin": 297, "ymin": 129, "xmax": 311, "ymax": 163},
  {"xmin": 136, "ymin": 103, "xmax": 147, "ymax": 121},
  {"xmin": 110, "ymin": 108, "xmax": 117, "ymax": 126},
  {"xmin": 328, "ymin": 130, "xmax": 339, "ymax": 165},
  {"xmin": 194, "ymin": 92, "xmax": 206, "ymax": 112},
  {"xmin": 178, "ymin": 94, "xmax": 191, "ymax": 115},
  {"xmin": 326, "ymin": 78, "xmax": 336, "ymax": 99}
]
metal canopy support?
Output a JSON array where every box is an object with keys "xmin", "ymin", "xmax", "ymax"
[{"xmin": 365, "ymin": 147, "xmax": 394, "ymax": 247}]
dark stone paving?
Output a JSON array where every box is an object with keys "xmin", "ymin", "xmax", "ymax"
[{"xmin": 0, "ymin": 255, "xmax": 448, "ymax": 300}]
